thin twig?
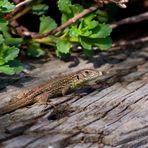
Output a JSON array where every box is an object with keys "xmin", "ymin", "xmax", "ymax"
[
  {"xmin": 11, "ymin": 0, "xmax": 128, "ymax": 38},
  {"xmin": 101, "ymin": 0, "xmax": 128, "ymax": 8},
  {"xmin": 111, "ymin": 36, "xmax": 148, "ymax": 50},
  {"xmin": 32, "ymin": 4, "xmax": 99, "ymax": 38},
  {"xmin": 15, "ymin": 0, "xmax": 34, "ymax": 8},
  {"xmin": 111, "ymin": 12, "xmax": 148, "ymax": 29},
  {"xmin": 31, "ymin": 0, "xmax": 128, "ymax": 38}
]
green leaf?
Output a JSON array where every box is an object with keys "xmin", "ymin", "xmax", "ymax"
[
  {"xmin": 58, "ymin": 0, "xmax": 72, "ymax": 13},
  {"xmin": 27, "ymin": 42, "xmax": 45, "ymax": 57},
  {"xmin": 61, "ymin": 13, "xmax": 69, "ymax": 23},
  {"xmin": 0, "ymin": 65, "xmax": 15, "ymax": 75},
  {"xmin": 58, "ymin": 1, "xmax": 83, "ymax": 23},
  {"xmin": 79, "ymin": 37, "xmax": 112, "ymax": 50},
  {"xmin": 96, "ymin": 10, "xmax": 108, "ymax": 22},
  {"xmin": 39, "ymin": 16, "xmax": 57, "ymax": 33},
  {"xmin": 84, "ymin": 14, "xmax": 96, "ymax": 24},
  {"xmin": 83, "ymin": 48, "xmax": 93, "ymax": 57},
  {"xmin": 86, "ymin": 20, "xmax": 98, "ymax": 30},
  {"xmin": 0, "ymin": 58, "xmax": 5, "ymax": 65},
  {"xmin": 0, "ymin": 45, "xmax": 19, "ymax": 63},
  {"xmin": 32, "ymin": 4, "xmax": 48, "ymax": 15},
  {"xmin": 0, "ymin": 18, "xmax": 8, "ymax": 32},
  {"xmin": 56, "ymin": 39, "xmax": 71, "ymax": 56},
  {"xmin": 95, "ymin": 37, "xmax": 112, "ymax": 50},
  {"xmin": 79, "ymin": 36, "xmax": 92, "ymax": 50},
  {"xmin": 4, "ymin": 37, "xmax": 23, "ymax": 46},
  {"xmin": 70, "ymin": 4, "xmax": 83, "ymax": 14},
  {"xmin": 8, "ymin": 60, "xmax": 23, "ymax": 74},
  {"xmin": 0, "ymin": 0, "xmax": 15, "ymax": 13},
  {"xmin": 3, "ymin": 30, "xmax": 23, "ymax": 46},
  {"xmin": 27, "ymin": 48, "xmax": 45, "ymax": 57},
  {"xmin": 91, "ymin": 23, "xmax": 112, "ymax": 38},
  {"xmin": 69, "ymin": 26, "xmax": 79, "ymax": 37},
  {"xmin": 80, "ymin": 29, "xmax": 92, "ymax": 37},
  {"xmin": 58, "ymin": 0, "xmax": 74, "ymax": 23},
  {"xmin": 0, "ymin": 34, "xmax": 4, "ymax": 44}
]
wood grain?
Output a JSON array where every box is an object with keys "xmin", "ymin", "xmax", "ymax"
[{"xmin": 0, "ymin": 45, "xmax": 148, "ymax": 148}]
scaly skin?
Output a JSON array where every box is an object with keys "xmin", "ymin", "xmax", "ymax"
[{"xmin": 0, "ymin": 69, "xmax": 102, "ymax": 115}]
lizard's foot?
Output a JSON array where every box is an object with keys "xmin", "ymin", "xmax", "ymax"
[{"xmin": 35, "ymin": 93, "xmax": 56, "ymax": 109}]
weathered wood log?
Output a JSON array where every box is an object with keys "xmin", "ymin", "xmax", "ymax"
[{"xmin": 0, "ymin": 45, "xmax": 148, "ymax": 147}]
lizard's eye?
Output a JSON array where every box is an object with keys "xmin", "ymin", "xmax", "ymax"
[{"xmin": 84, "ymin": 70, "xmax": 89, "ymax": 75}]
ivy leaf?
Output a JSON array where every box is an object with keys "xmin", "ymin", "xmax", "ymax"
[
  {"xmin": 91, "ymin": 23, "xmax": 112, "ymax": 38},
  {"xmin": 56, "ymin": 39, "xmax": 71, "ymax": 56},
  {"xmin": 0, "ymin": 65, "xmax": 15, "ymax": 75},
  {"xmin": 39, "ymin": 16, "xmax": 57, "ymax": 33}
]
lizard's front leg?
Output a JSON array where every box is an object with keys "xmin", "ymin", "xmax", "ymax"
[
  {"xmin": 34, "ymin": 92, "xmax": 56, "ymax": 110},
  {"xmin": 62, "ymin": 85, "xmax": 71, "ymax": 96}
]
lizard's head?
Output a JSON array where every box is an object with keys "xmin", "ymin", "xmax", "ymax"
[{"xmin": 72, "ymin": 69, "xmax": 102, "ymax": 88}]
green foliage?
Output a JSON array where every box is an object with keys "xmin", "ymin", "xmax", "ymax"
[
  {"xmin": 34, "ymin": 1, "xmax": 112, "ymax": 57},
  {"xmin": 0, "ymin": 0, "xmax": 112, "ymax": 75},
  {"xmin": 39, "ymin": 16, "xmax": 57, "ymax": 33},
  {"xmin": 0, "ymin": 0, "xmax": 15, "ymax": 14},
  {"xmin": 58, "ymin": 0, "xmax": 83, "ymax": 23},
  {"xmin": 0, "ymin": 28, "xmax": 23, "ymax": 74},
  {"xmin": 32, "ymin": 4, "xmax": 49, "ymax": 15},
  {"xmin": 0, "ymin": 1, "xmax": 24, "ymax": 75},
  {"xmin": 56, "ymin": 38, "xmax": 71, "ymax": 56},
  {"xmin": 0, "ymin": 23, "xmax": 22, "ymax": 74},
  {"xmin": 0, "ymin": 0, "xmax": 23, "ymax": 75},
  {"xmin": 37, "ymin": 10, "xmax": 111, "ymax": 56},
  {"xmin": 27, "ymin": 42, "xmax": 45, "ymax": 57}
]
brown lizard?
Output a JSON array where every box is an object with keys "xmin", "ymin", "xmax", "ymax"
[{"xmin": 0, "ymin": 69, "xmax": 102, "ymax": 115}]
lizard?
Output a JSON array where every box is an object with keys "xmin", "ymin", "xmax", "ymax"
[{"xmin": 0, "ymin": 69, "xmax": 102, "ymax": 115}]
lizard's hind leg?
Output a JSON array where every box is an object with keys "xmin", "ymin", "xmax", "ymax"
[{"xmin": 35, "ymin": 93, "xmax": 49, "ymax": 105}]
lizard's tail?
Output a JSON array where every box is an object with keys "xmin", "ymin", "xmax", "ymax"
[
  {"xmin": 0, "ymin": 87, "xmax": 40, "ymax": 116},
  {"xmin": 0, "ymin": 98, "xmax": 33, "ymax": 116}
]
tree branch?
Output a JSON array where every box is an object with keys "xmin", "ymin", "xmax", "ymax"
[
  {"xmin": 32, "ymin": 4, "xmax": 99, "ymax": 38},
  {"xmin": 111, "ymin": 12, "xmax": 148, "ymax": 29}
]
